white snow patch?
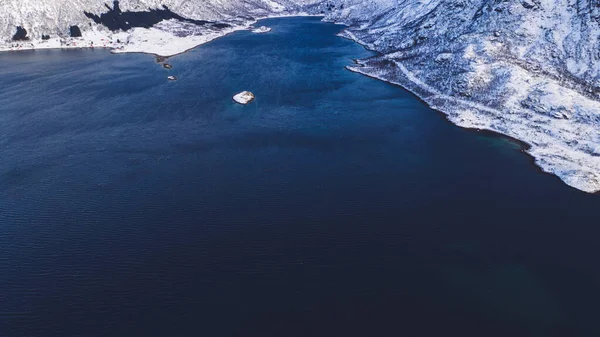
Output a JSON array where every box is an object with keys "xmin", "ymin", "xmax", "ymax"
[
  {"xmin": 252, "ymin": 26, "xmax": 272, "ymax": 33},
  {"xmin": 233, "ymin": 91, "xmax": 255, "ymax": 104}
]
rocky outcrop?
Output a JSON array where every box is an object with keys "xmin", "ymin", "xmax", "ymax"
[
  {"xmin": 233, "ymin": 91, "xmax": 255, "ymax": 104},
  {"xmin": 69, "ymin": 25, "xmax": 82, "ymax": 37},
  {"xmin": 252, "ymin": 26, "xmax": 272, "ymax": 33},
  {"xmin": 12, "ymin": 26, "xmax": 28, "ymax": 41}
]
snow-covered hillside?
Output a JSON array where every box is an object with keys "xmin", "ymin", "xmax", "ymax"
[
  {"xmin": 317, "ymin": 0, "xmax": 600, "ymax": 193},
  {"xmin": 1, "ymin": 0, "xmax": 599, "ymax": 193},
  {"xmin": 0, "ymin": 0, "xmax": 315, "ymax": 55}
]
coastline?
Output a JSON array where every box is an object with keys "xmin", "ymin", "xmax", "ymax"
[
  {"xmin": 3, "ymin": 14, "xmax": 597, "ymax": 194},
  {"xmin": 341, "ymin": 59, "xmax": 600, "ymax": 195},
  {"xmin": 343, "ymin": 63, "xmax": 565, "ymax": 181},
  {"xmin": 0, "ymin": 13, "xmax": 322, "ymax": 59},
  {"xmin": 329, "ymin": 16, "xmax": 600, "ymax": 195},
  {"xmin": 345, "ymin": 62, "xmax": 532, "ymax": 148}
]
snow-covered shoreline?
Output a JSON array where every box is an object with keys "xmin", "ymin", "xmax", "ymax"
[
  {"xmin": 0, "ymin": 24, "xmax": 244, "ymax": 57},
  {"xmin": 346, "ymin": 57, "xmax": 600, "ymax": 194},
  {"xmin": 321, "ymin": 0, "xmax": 600, "ymax": 195},
  {"xmin": 0, "ymin": 13, "xmax": 320, "ymax": 58}
]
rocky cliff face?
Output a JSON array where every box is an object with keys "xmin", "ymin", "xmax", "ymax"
[{"xmin": 1, "ymin": 0, "xmax": 599, "ymax": 192}]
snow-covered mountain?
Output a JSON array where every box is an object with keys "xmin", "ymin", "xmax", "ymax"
[
  {"xmin": 1, "ymin": 0, "xmax": 599, "ymax": 193},
  {"xmin": 319, "ymin": 0, "xmax": 600, "ymax": 193},
  {"xmin": 0, "ymin": 0, "xmax": 302, "ymax": 39},
  {"xmin": 0, "ymin": 0, "xmax": 315, "ymax": 55}
]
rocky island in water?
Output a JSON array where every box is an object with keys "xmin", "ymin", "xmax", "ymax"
[
  {"xmin": 233, "ymin": 91, "xmax": 256, "ymax": 105},
  {"xmin": 1, "ymin": 0, "xmax": 599, "ymax": 193}
]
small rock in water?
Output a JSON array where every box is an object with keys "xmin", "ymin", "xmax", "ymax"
[
  {"xmin": 167, "ymin": 75, "xmax": 177, "ymax": 81},
  {"xmin": 163, "ymin": 63, "xmax": 172, "ymax": 69},
  {"xmin": 252, "ymin": 26, "xmax": 272, "ymax": 34},
  {"xmin": 233, "ymin": 91, "xmax": 255, "ymax": 104}
]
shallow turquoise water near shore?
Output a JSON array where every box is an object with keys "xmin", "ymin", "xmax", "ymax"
[{"xmin": 1, "ymin": 17, "xmax": 600, "ymax": 336}]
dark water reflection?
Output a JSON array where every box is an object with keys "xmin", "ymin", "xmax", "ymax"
[{"xmin": 1, "ymin": 17, "xmax": 599, "ymax": 337}]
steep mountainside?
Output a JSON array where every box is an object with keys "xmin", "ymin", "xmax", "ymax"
[
  {"xmin": 318, "ymin": 0, "xmax": 600, "ymax": 192},
  {"xmin": 1, "ymin": 0, "xmax": 599, "ymax": 192}
]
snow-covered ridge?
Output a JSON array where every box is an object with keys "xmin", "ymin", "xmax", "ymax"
[{"xmin": 2, "ymin": 0, "xmax": 600, "ymax": 193}]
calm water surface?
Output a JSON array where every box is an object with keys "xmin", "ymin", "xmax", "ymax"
[{"xmin": 1, "ymin": 17, "xmax": 599, "ymax": 337}]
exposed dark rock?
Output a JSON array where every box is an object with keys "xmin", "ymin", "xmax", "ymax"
[
  {"xmin": 213, "ymin": 23, "xmax": 231, "ymax": 29},
  {"xmin": 156, "ymin": 55, "xmax": 169, "ymax": 63},
  {"xmin": 70, "ymin": 25, "xmax": 82, "ymax": 37},
  {"xmin": 84, "ymin": 0, "xmax": 229, "ymax": 32},
  {"xmin": 12, "ymin": 26, "xmax": 29, "ymax": 41},
  {"xmin": 521, "ymin": 0, "xmax": 537, "ymax": 9},
  {"xmin": 41, "ymin": 34, "xmax": 50, "ymax": 40}
]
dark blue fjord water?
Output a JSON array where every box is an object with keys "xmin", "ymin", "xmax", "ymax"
[{"xmin": 1, "ymin": 17, "xmax": 600, "ymax": 337}]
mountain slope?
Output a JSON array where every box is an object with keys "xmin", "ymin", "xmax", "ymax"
[
  {"xmin": 317, "ymin": 0, "xmax": 600, "ymax": 192},
  {"xmin": 0, "ymin": 0, "xmax": 302, "ymax": 39},
  {"xmin": 0, "ymin": 0, "xmax": 313, "ymax": 56}
]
